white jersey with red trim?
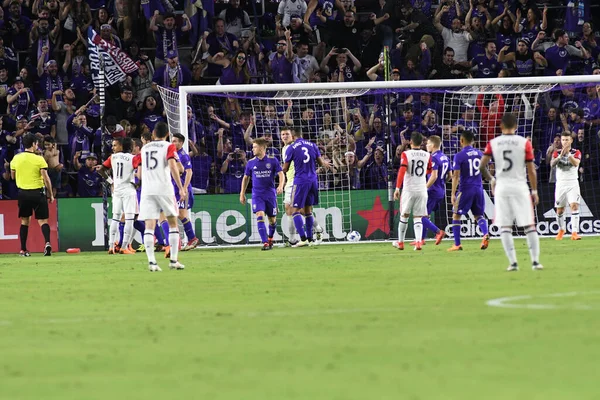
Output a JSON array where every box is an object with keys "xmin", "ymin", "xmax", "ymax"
[
  {"xmin": 552, "ymin": 148, "xmax": 581, "ymax": 184},
  {"xmin": 398, "ymin": 149, "xmax": 432, "ymax": 192},
  {"xmin": 484, "ymin": 135, "xmax": 533, "ymax": 191},
  {"xmin": 140, "ymin": 140, "xmax": 179, "ymax": 196},
  {"xmin": 103, "ymin": 152, "xmax": 141, "ymax": 197}
]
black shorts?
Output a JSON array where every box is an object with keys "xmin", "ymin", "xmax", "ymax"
[{"xmin": 18, "ymin": 188, "xmax": 49, "ymax": 220}]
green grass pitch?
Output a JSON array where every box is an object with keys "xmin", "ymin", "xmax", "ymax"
[{"xmin": 1, "ymin": 238, "xmax": 600, "ymax": 400}]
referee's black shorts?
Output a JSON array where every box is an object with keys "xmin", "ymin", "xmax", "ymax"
[{"xmin": 18, "ymin": 188, "xmax": 49, "ymax": 219}]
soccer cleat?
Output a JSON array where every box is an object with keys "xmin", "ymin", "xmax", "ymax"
[
  {"xmin": 148, "ymin": 262, "xmax": 162, "ymax": 272},
  {"xmin": 120, "ymin": 247, "xmax": 136, "ymax": 255},
  {"xmin": 19, "ymin": 250, "xmax": 31, "ymax": 257},
  {"xmin": 556, "ymin": 229, "xmax": 565, "ymax": 240},
  {"xmin": 480, "ymin": 234, "xmax": 490, "ymax": 250},
  {"xmin": 447, "ymin": 245, "xmax": 463, "ymax": 252},
  {"xmin": 136, "ymin": 244, "xmax": 145, "ymax": 252},
  {"xmin": 506, "ymin": 263, "xmax": 519, "ymax": 272},
  {"xmin": 532, "ymin": 262, "xmax": 544, "ymax": 271},
  {"xmin": 182, "ymin": 237, "xmax": 200, "ymax": 251},
  {"xmin": 434, "ymin": 230, "xmax": 446, "ymax": 245},
  {"xmin": 261, "ymin": 242, "xmax": 271, "ymax": 251},
  {"xmin": 164, "ymin": 246, "xmax": 171, "ymax": 259},
  {"xmin": 169, "ymin": 260, "xmax": 185, "ymax": 270},
  {"xmin": 108, "ymin": 247, "xmax": 115, "ymax": 255},
  {"xmin": 284, "ymin": 240, "xmax": 297, "ymax": 247},
  {"xmin": 392, "ymin": 241, "xmax": 404, "ymax": 250},
  {"xmin": 44, "ymin": 242, "xmax": 52, "ymax": 256},
  {"xmin": 292, "ymin": 240, "xmax": 309, "ymax": 248},
  {"xmin": 571, "ymin": 233, "xmax": 582, "ymax": 241},
  {"xmin": 114, "ymin": 243, "xmax": 121, "ymax": 253},
  {"xmin": 154, "ymin": 244, "xmax": 165, "ymax": 252},
  {"xmin": 410, "ymin": 240, "xmax": 425, "ymax": 246},
  {"xmin": 315, "ymin": 225, "xmax": 323, "ymax": 243},
  {"xmin": 267, "ymin": 238, "xmax": 274, "ymax": 249},
  {"xmin": 414, "ymin": 241, "xmax": 422, "ymax": 251}
]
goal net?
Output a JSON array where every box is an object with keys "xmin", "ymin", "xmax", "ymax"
[{"xmin": 158, "ymin": 75, "xmax": 600, "ymax": 246}]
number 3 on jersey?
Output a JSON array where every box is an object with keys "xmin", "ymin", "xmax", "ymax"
[{"xmin": 301, "ymin": 146, "xmax": 310, "ymax": 163}]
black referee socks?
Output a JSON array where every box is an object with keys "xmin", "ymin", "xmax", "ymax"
[
  {"xmin": 41, "ymin": 223, "xmax": 51, "ymax": 243},
  {"xmin": 20, "ymin": 225, "xmax": 29, "ymax": 251}
]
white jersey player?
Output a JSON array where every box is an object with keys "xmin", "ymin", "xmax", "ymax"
[
  {"xmin": 550, "ymin": 131, "xmax": 582, "ymax": 241},
  {"xmin": 138, "ymin": 122, "xmax": 186, "ymax": 272},
  {"xmin": 480, "ymin": 113, "xmax": 542, "ymax": 271},
  {"xmin": 393, "ymin": 132, "xmax": 432, "ymax": 251},
  {"xmin": 101, "ymin": 137, "xmax": 140, "ymax": 255}
]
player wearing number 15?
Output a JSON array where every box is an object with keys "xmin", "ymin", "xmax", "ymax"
[
  {"xmin": 449, "ymin": 130, "xmax": 490, "ymax": 252},
  {"xmin": 393, "ymin": 131, "xmax": 432, "ymax": 251},
  {"xmin": 138, "ymin": 122, "xmax": 186, "ymax": 272},
  {"xmin": 479, "ymin": 113, "xmax": 542, "ymax": 271}
]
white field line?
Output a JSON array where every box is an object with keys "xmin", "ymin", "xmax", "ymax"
[{"xmin": 486, "ymin": 291, "xmax": 600, "ymax": 310}]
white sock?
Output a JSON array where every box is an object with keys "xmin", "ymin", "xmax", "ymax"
[
  {"xmin": 123, "ymin": 219, "xmax": 134, "ymax": 248},
  {"xmin": 557, "ymin": 213, "xmax": 566, "ymax": 231},
  {"xmin": 413, "ymin": 217, "xmax": 423, "ymax": 243},
  {"xmin": 525, "ymin": 226, "xmax": 540, "ymax": 265},
  {"xmin": 398, "ymin": 216, "xmax": 409, "ymax": 243},
  {"xmin": 287, "ymin": 215, "xmax": 297, "ymax": 242},
  {"xmin": 109, "ymin": 218, "xmax": 120, "ymax": 248},
  {"xmin": 571, "ymin": 212, "xmax": 580, "ymax": 234},
  {"xmin": 500, "ymin": 228, "xmax": 518, "ymax": 266},
  {"xmin": 144, "ymin": 229, "xmax": 156, "ymax": 264},
  {"xmin": 169, "ymin": 229, "xmax": 180, "ymax": 262},
  {"xmin": 313, "ymin": 219, "xmax": 323, "ymax": 232}
]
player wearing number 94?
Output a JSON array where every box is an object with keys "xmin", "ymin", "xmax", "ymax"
[{"xmin": 449, "ymin": 130, "xmax": 490, "ymax": 252}]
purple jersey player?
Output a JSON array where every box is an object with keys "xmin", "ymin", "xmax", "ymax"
[
  {"xmin": 419, "ymin": 135, "xmax": 449, "ymax": 245},
  {"xmin": 240, "ymin": 138, "xmax": 284, "ymax": 250},
  {"xmin": 449, "ymin": 130, "xmax": 490, "ymax": 251},
  {"xmin": 282, "ymin": 127, "xmax": 331, "ymax": 247}
]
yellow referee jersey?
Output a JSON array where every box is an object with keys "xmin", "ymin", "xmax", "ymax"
[
  {"xmin": 10, "ymin": 151, "xmax": 47, "ymax": 190},
  {"xmin": 282, "ymin": 144, "xmax": 295, "ymax": 189}
]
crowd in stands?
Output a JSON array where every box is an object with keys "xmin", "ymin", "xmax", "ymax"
[{"xmin": 0, "ymin": 0, "xmax": 598, "ymax": 199}]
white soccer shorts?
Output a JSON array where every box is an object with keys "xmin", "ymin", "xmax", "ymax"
[
  {"xmin": 555, "ymin": 183, "xmax": 581, "ymax": 208},
  {"xmin": 112, "ymin": 194, "xmax": 139, "ymax": 216},
  {"xmin": 400, "ymin": 191, "xmax": 427, "ymax": 216},
  {"xmin": 494, "ymin": 190, "xmax": 535, "ymax": 227},
  {"xmin": 138, "ymin": 194, "xmax": 178, "ymax": 220},
  {"xmin": 283, "ymin": 185, "xmax": 293, "ymax": 205}
]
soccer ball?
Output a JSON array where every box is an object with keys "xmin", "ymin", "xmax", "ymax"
[{"xmin": 346, "ymin": 231, "xmax": 361, "ymax": 242}]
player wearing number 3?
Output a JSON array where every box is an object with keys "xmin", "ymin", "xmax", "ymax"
[
  {"xmin": 479, "ymin": 113, "xmax": 542, "ymax": 271},
  {"xmin": 393, "ymin": 132, "xmax": 432, "ymax": 251},
  {"xmin": 449, "ymin": 130, "xmax": 490, "ymax": 252}
]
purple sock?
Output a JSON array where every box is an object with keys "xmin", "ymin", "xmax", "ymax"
[
  {"xmin": 268, "ymin": 222, "xmax": 276, "ymax": 239},
  {"xmin": 257, "ymin": 216, "xmax": 268, "ymax": 243},
  {"xmin": 452, "ymin": 220, "xmax": 462, "ymax": 246},
  {"xmin": 305, "ymin": 213, "xmax": 314, "ymax": 240},
  {"xmin": 134, "ymin": 220, "xmax": 145, "ymax": 234},
  {"xmin": 161, "ymin": 221, "xmax": 171, "ymax": 246},
  {"xmin": 477, "ymin": 217, "xmax": 489, "ymax": 236},
  {"xmin": 293, "ymin": 213, "xmax": 306, "ymax": 239},
  {"xmin": 181, "ymin": 217, "xmax": 196, "ymax": 241},
  {"xmin": 118, "ymin": 221, "xmax": 125, "ymax": 247},
  {"xmin": 422, "ymin": 217, "xmax": 439, "ymax": 239},
  {"xmin": 154, "ymin": 225, "xmax": 165, "ymax": 246}
]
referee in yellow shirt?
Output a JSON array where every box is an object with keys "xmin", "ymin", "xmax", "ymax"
[{"xmin": 10, "ymin": 133, "xmax": 54, "ymax": 257}]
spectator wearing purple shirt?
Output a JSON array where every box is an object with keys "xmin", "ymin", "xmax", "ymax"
[
  {"xmin": 498, "ymin": 37, "xmax": 546, "ymax": 77},
  {"xmin": 491, "ymin": 8, "xmax": 518, "ymax": 54},
  {"xmin": 515, "ymin": 6, "xmax": 547, "ymax": 44},
  {"xmin": 471, "ymin": 41, "xmax": 501, "ymax": 78},
  {"xmin": 565, "ymin": 0, "xmax": 591, "ymax": 37},
  {"xmin": 7, "ymin": 77, "xmax": 35, "ymax": 120},
  {"xmin": 70, "ymin": 62, "xmax": 94, "ymax": 106},
  {"xmin": 75, "ymin": 153, "xmax": 102, "ymax": 197},
  {"xmin": 28, "ymin": 99, "xmax": 56, "ymax": 139},
  {"xmin": 6, "ymin": 1, "xmax": 32, "ymax": 51},
  {"xmin": 190, "ymin": 141, "xmax": 213, "ymax": 194},
  {"xmin": 538, "ymin": 107, "xmax": 563, "ymax": 148},
  {"xmin": 320, "ymin": 47, "xmax": 361, "ymax": 83},
  {"xmin": 139, "ymin": 95, "xmax": 165, "ymax": 136},
  {"xmin": 212, "ymin": 50, "xmax": 250, "ymax": 85},
  {"xmin": 269, "ymin": 31, "xmax": 295, "ymax": 84},
  {"xmin": 30, "ymin": 17, "xmax": 60, "ymax": 67},
  {"xmin": 152, "ymin": 50, "xmax": 192, "ymax": 92},
  {"xmin": 37, "ymin": 48, "xmax": 70, "ymax": 102},
  {"xmin": 149, "ymin": 11, "xmax": 191, "ymax": 68},
  {"xmin": 0, "ymin": 36, "xmax": 17, "ymax": 76},
  {"xmin": 532, "ymin": 30, "xmax": 589, "ymax": 76},
  {"xmin": 206, "ymin": 18, "xmax": 239, "ymax": 77}
]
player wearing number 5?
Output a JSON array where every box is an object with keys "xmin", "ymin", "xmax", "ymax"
[
  {"xmin": 448, "ymin": 130, "xmax": 490, "ymax": 252},
  {"xmin": 393, "ymin": 132, "xmax": 432, "ymax": 251},
  {"xmin": 479, "ymin": 113, "xmax": 542, "ymax": 271}
]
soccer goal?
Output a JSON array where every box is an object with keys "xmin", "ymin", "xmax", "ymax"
[{"xmin": 158, "ymin": 75, "xmax": 600, "ymax": 246}]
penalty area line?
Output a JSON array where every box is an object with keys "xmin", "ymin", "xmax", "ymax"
[{"xmin": 486, "ymin": 291, "xmax": 600, "ymax": 310}]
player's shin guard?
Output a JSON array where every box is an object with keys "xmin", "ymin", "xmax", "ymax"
[
  {"xmin": 19, "ymin": 225, "xmax": 29, "ymax": 251},
  {"xmin": 143, "ymin": 230, "xmax": 156, "ymax": 263},
  {"xmin": 109, "ymin": 218, "xmax": 120, "ymax": 248},
  {"xmin": 168, "ymin": 229, "xmax": 180, "ymax": 261},
  {"xmin": 268, "ymin": 222, "xmax": 277, "ymax": 239},
  {"xmin": 500, "ymin": 228, "xmax": 517, "ymax": 266},
  {"xmin": 41, "ymin": 223, "xmax": 51, "ymax": 244},
  {"xmin": 123, "ymin": 219, "xmax": 134, "ymax": 248},
  {"xmin": 477, "ymin": 217, "xmax": 489, "ymax": 236},
  {"xmin": 118, "ymin": 221, "xmax": 125, "ymax": 247},
  {"xmin": 571, "ymin": 212, "xmax": 580, "ymax": 234},
  {"xmin": 413, "ymin": 217, "xmax": 423, "ymax": 243},
  {"xmin": 398, "ymin": 216, "xmax": 409, "ymax": 243},
  {"xmin": 525, "ymin": 226, "xmax": 540, "ymax": 264},
  {"xmin": 134, "ymin": 220, "xmax": 146, "ymax": 235},
  {"xmin": 305, "ymin": 213, "xmax": 314, "ymax": 240},
  {"xmin": 557, "ymin": 213, "xmax": 566, "ymax": 231},
  {"xmin": 421, "ymin": 217, "xmax": 439, "ymax": 239},
  {"xmin": 451, "ymin": 220, "xmax": 461, "ymax": 246},
  {"xmin": 293, "ymin": 212, "xmax": 306, "ymax": 240},
  {"xmin": 161, "ymin": 221, "xmax": 171, "ymax": 246},
  {"xmin": 257, "ymin": 216, "xmax": 268, "ymax": 243},
  {"xmin": 287, "ymin": 215, "xmax": 298, "ymax": 242},
  {"xmin": 180, "ymin": 217, "xmax": 195, "ymax": 241},
  {"xmin": 154, "ymin": 225, "xmax": 165, "ymax": 245}
]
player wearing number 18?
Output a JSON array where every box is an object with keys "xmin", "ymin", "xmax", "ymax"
[
  {"xmin": 479, "ymin": 113, "xmax": 542, "ymax": 271},
  {"xmin": 393, "ymin": 132, "xmax": 432, "ymax": 251},
  {"xmin": 449, "ymin": 130, "xmax": 490, "ymax": 252}
]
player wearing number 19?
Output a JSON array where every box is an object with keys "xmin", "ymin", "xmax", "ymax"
[
  {"xmin": 449, "ymin": 130, "xmax": 490, "ymax": 252},
  {"xmin": 479, "ymin": 113, "xmax": 542, "ymax": 271},
  {"xmin": 393, "ymin": 131, "xmax": 432, "ymax": 251},
  {"xmin": 240, "ymin": 138, "xmax": 285, "ymax": 251}
]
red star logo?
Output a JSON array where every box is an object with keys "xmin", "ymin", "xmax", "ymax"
[{"xmin": 357, "ymin": 195, "xmax": 397, "ymax": 237}]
